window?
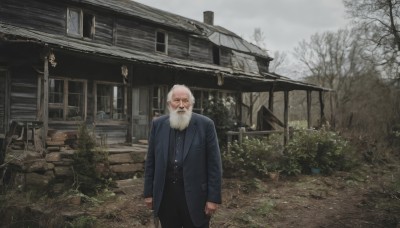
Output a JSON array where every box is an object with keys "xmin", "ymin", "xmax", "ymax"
[
  {"xmin": 67, "ymin": 8, "xmax": 95, "ymax": 39},
  {"xmin": 212, "ymin": 45, "xmax": 220, "ymax": 65},
  {"xmin": 155, "ymin": 31, "xmax": 168, "ymax": 53},
  {"xmin": 96, "ymin": 83, "xmax": 125, "ymax": 120},
  {"xmin": 152, "ymin": 86, "xmax": 168, "ymax": 116},
  {"xmin": 48, "ymin": 78, "xmax": 86, "ymax": 121}
]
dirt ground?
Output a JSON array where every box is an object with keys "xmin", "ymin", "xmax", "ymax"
[{"xmin": 1, "ymin": 162, "xmax": 400, "ymax": 228}]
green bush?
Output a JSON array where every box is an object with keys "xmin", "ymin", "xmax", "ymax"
[
  {"xmin": 222, "ymin": 127, "xmax": 356, "ymax": 177},
  {"xmin": 283, "ymin": 127, "xmax": 356, "ymax": 175},
  {"xmin": 72, "ymin": 124, "xmax": 109, "ymax": 196},
  {"xmin": 203, "ymin": 96, "xmax": 236, "ymax": 147},
  {"xmin": 223, "ymin": 135, "xmax": 284, "ymax": 178}
]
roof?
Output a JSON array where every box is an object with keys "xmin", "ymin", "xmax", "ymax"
[
  {"xmin": 0, "ymin": 22, "xmax": 329, "ymax": 92},
  {"xmin": 74, "ymin": 0, "xmax": 271, "ymax": 58}
]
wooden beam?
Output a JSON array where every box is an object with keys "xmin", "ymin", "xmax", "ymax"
[
  {"xmin": 283, "ymin": 90, "xmax": 289, "ymax": 145},
  {"xmin": 268, "ymin": 86, "xmax": 274, "ymax": 112},
  {"xmin": 127, "ymin": 64, "xmax": 133, "ymax": 143},
  {"xmin": 319, "ymin": 91, "xmax": 325, "ymax": 127},
  {"xmin": 63, "ymin": 79, "xmax": 68, "ymax": 120},
  {"xmin": 307, "ymin": 90, "xmax": 312, "ymax": 129},
  {"xmin": 42, "ymin": 55, "xmax": 49, "ymax": 146}
]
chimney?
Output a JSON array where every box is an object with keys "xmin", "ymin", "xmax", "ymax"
[{"xmin": 203, "ymin": 11, "xmax": 214, "ymax": 25}]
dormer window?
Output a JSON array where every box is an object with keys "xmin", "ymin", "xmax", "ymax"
[
  {"xmin": 67, "ymin": 8, "xmax": 95, "ymax": 39},
  {"xmin": 212, "ymin": 45, "xmax": 220, "ymax": 65},
  {"xmin": 155, "ymin": 31, "xmax": 168, "ymax": 53}
]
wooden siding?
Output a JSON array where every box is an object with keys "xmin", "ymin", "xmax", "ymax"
[
  {"xmin": 47, "ymin": 122, "xmax": 127, "ymax": 144},
  {"xmin": 168, "ymin": 32, "xmax": 189, "ymax": 59},
  {"xmin": 220, "ymin": 48, "xmax": 232, "ymax": 68},
  {"xmin": 115, "ymin": 18, "xmax": 155, "ymax": 53},
  {"xmin": 10, "ymin": 68, "xmax": 38, "ymax": 120},
  {"xmin": 189, "ymin": 37, "xmax": 212, "ymax": 64},
  {"xmin": 0, "ymin": 0, "xmax": 65, "ymax": 34},
  {"xmin": 0, "ymin": 0, "xmax": 241, "ymax": 71},
  {"xmin": 94, "ymin": 16, "xmax": 114, "ymax": 45}
]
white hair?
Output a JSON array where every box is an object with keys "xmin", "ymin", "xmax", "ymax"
[{"xmin": 167, "ymin": 84, "xmax": 195, "ymax": 105}]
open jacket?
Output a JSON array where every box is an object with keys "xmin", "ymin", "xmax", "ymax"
[{"xmin": 144, "ymin": 113, "xmax": 222, "ymax": 226}]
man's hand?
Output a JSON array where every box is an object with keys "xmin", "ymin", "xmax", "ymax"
[
  {"xmin": 204, "ymin": 201, "xmax": 218, "ymax": 216},
  {"xmin": 145, "ymin": 197, "xmax": 153, "ymax": 209}
]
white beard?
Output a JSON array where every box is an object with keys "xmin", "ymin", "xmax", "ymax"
[{"xmin": 169, "ymin": 106, "xmax": 192, "ymax": 131}]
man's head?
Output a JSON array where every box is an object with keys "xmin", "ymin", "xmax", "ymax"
[{"xmin": 167, "ymin": 84, "xmax": 195, "ymax": 131}]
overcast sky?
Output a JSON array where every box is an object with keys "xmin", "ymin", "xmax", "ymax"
[{"xmin": 134, "ymin": 0, "xmax": 349, "ymax": 54}]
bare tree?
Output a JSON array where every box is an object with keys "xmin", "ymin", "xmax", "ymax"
[
  {"xmin": 269, "ymin": 51, "xmax": 287, "ymax": 73},
  {"xmin": 252, "ymin": 27, "xmax": 266, "ymax": 50},
  {"xmin": 294, "ymin": 28, "xmax": 381, "ymax": 130},
  {"xmin": 343, "ymin": 0, "xmax": 400, "ymax": 79}
]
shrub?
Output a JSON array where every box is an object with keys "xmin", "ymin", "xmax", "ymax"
[
  {"xmin": 283, "ymin": 127, "xmax": 356, "ymax": 175},
  {"xmin": 72, "ymin": 124, "xmax": 109, "ymax": 196},
  {"xmin": 223, "ymin": 135, "xmax": 284, "ymax": 178},
  {"xmin": 203, "ymin": 96, "xmax": 236, "ymax": 147},
  {"xmin": 222, "ymin": 127, "xmax": 356, "ymax": 177}
]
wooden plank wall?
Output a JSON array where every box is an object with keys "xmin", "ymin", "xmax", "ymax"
[
  {"xmin": 189, "ymin": 37, "xmax": 212, "ymax": 64},
  {"xmin": 9, "ymin": 67, "xmax": 38, "ymax": 120},
  {"xmin": 115, "ymin": 19, "xmax": 155, "ymax": 52},
  {"xmin": 0, "ymin": 0, "xmax": 272, "ymax": 71},
  {"xmin": 0, "ymin": 0, "xmax": 65, "ymax": 34}
]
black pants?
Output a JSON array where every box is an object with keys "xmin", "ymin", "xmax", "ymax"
[{"xmin": 158, "ymin": 180, "xmax": 209, "ymax": 228}]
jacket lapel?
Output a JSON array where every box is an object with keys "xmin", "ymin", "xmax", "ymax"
[{"xmin": 183, "ymin": 116, "xmax": 197, "ymax": 161}]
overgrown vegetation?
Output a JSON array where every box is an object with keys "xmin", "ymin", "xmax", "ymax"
[
  {"xmin": 203, "ymin": 95, "xmax": 236, "ymax": 147},
  {"xmin": 223, "ymin": 127, "xmax": 356, "ymax": 178},
  {"xmin": 223, "ymin": 135, "xmax": 283, "ymax": 178},
  {"xmin": 283, "ymin": 127, "xmax": 357, "ymax": 175},
  {"xmin": 72, "ymin": 124, "xmax": 110, "ymax": 196},
  {"xmin": 65, "ymin": 215, "xmax": 98, "ymax": 228}
]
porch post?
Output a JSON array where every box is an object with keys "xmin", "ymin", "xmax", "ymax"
[
  {"xmin": 307, "ymin": 90, "xmax": 312, "ymax": 129},
  {"xmin": 283, "ymin": 90, "xmax": 289, "ymax": 145},
  {"xmin": 42, "ymin": 55, "xmax": 49, "ymax": 146},
  {"xmin": 319, "ymin": 91, "xmax": 325, "ymax": 127},
  {"xmin": 268, "ymin": 85, "xmax": 274, "ymax": 112},
  {"xmin": 127, "ymin": 65, "xmax": 133, "ymax": 143}
]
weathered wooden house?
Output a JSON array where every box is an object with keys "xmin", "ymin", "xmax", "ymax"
[{"xmin": 0, "ymin": 0, "xmax": 327, "ymax": 146}]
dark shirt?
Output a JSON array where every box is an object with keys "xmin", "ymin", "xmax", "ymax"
[{"xmin": 167, "ymin": 128, "xmax": 186, "ymax": 182}]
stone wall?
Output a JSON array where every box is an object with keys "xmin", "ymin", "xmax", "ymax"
[{"xmin": 2, "ymin": 143, "xmax": 147, "ymax": 194}]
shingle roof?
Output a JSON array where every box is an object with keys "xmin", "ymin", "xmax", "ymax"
[{"xmin": 75, "ymin": 0, "xmax": 271, "ymax": 58}]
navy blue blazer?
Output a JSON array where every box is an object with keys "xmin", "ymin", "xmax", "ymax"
[{"xmin": 144, "ymin": 113, "xmax": 222, "ymax": 226}]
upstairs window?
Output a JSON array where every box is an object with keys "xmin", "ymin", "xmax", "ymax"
[
  {"xmin": 67, "ymin": 8, "xmax": 95, "ymax": 39},
  {"xmin": 212, "ymin": 45, "xmax": 220, "ymax": 65},
  {"xmin": 155, "ymin": 31, "xmax": 168, "ymax": 53}
]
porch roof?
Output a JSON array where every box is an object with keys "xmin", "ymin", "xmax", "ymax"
[{"xmin": 0, "ymin": 23, "xmax": 329, "ymax": 92}]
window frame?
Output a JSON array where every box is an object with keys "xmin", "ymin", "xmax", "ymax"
[
  {"xmin": 94, "ymin": 81, "xmax": 127, "ymax": 121},
  {"xmin": 212, "ymin": 45, "xmax": 221, "ymax": 65},
  {"xmin": 152, "ymin": 85, "xmax": 168, "ymax": 116},
  {"xmin": 67, "ymin": 7, "xmax": 95, "ymax": 39},
  {"xmin": 46, "ymin": 77, "xmax": 87, "ymax": 122},
  {"xmin": 155, "ymin": 30, "xmax": 168, "ymax": 54}
]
